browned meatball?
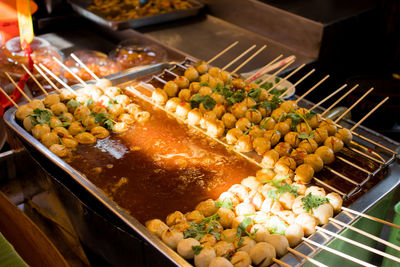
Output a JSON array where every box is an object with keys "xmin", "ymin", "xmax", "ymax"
[
  {"xmin": 274, "ymin": 142, "xmax": 292, "ymax": 157},
  {"xmin": 303, "ymin": 154, "xmax": 324, "ymax": 172},
  {"xmin": 315, "ymin": 146, "xmax": 335, "ymax": 164}
]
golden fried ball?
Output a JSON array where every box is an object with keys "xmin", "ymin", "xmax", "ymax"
[
  {"xmin": 175, "ymin": 102, "xmax": 191, "ymax": 119},
  {"xmin": 284, "ymin": 132, "xmax": 300, "ymax": 148},
  {"xmin": 315, "ymin": 146, "xmax": 335, "ymax": 164},
  {"xmin": 312, "ymin": 127, "xmax": 329, "ymax": 144},
  {"xmin": 152, "ymin": 88, "xmax": 168, "ymax": 105},
  {"xmin": 49, "ymin": 144, "xmax": 70, "ymax": 158},
  {"xmin": 320, "ymin": 119, "xmax": 337, "ymax": 136},
  {"xmin": 275, "ymin": 142, "xmax": 292, "ymax": 157},
  {"xmin": 187, "ymin": 108, "xmax": 202, "ymax": 126},
  {"xmin": 226, "ymin": 128, "xmax": 243, "ymax": 145},
  {"xmin": 285, "ymin": 223, "xmax": 304, "ymax": 247},
  {"xmin": 43, "ymin": 94, "xmax": 60, "ymax": 107},
  {"xmin": 295, "ymin": 213, "xmax": 317, "ymax": 236},
  {"xmin": 280, "ymin": 100, "xmax": 298, "ymax": 113},
  {"xmin": 294, "ymin": 164, "xmax": 314, "ymax": 184},
  {"xmin": 196, "ymin": 199, "xmax": 219, "ymax": 217},
  {"xmin": 324, "ymin": 136, "xmax": 344, "ymax": 153},
  {"xmin": 165, "ymin": 97, "xmax": 181, "ymax": 113},
  {"xmin": 235, "ymin": 135, "xmax": 253, "ymax": 153},
  {"xmin": 249, "ymin": 242, "xmax": 276, "ymax": 267},
  {"xmin": 326, "ymin": 192, "xmax": 343, "ymax": 213},
  {"xmin": 335, "ymin": 128, "xmax": 353, "ymax": 145},
  {"xmin": 161, "ymin": 228, "xmax": 184, "ymax": 250},
  {"xmin": 32, "ymin": 124, "xmax": 51, "ymax": 140},
  {"xmin": 298, "ymin": 138, "xmax": 318, "ymax": 153},
  {"xmin": 222, "ymin": 113, "xmax": 237, "ymax": 129},
  {"xmin": 16, "ymin": 105, "xmax": 34, "ymax": 120},
  {"xmin": 303, "ymin": 154, "xmax": 324, "ymax": 172},
  {"xmin": 264, "ymin": 130, "xmax": 281, "ymax": 146},
  {"xmin": 194, "ymin": 245, "xmax": 216, "ymax": 267},
  {"xmin": 75, "ymin": 132, "xmax": 97, "ymax": 144},
  {"xmin": 163, "ymin": 81, "xmax": 179, "ymax": 97},
  {"xmin": 184, "ymin": 66, "xmax": 199, "ymax": 82},
  {"xmin": 177, "ymin": 238, "xmax": 200, "ymax": 260},
  {"xmin": 231, "ymin": 102, "xmax": 248, "ymax": 119},
  {"xmin": 261, "ymin": 149, "xmax": 280, "ymax": 168},
  {"xmin": 41, "ymin": 132, "xmax": 60, "ymax": 148}
]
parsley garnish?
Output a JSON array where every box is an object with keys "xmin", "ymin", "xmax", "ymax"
[
  {"xmin": 28, "ymin": 108, "xmax": 52, "ymax": 125},
  {"xmin": 67, "ymin": 99, "xmax": 81, "ymax": 109},
  {"xmin": 275, "ymin": 77, "xmax": 281, "ymax": 83},
  {"xmin": 248, "ymin": 87, "xmax": 262, "ymax": 101},
  {"xmin": 189, "ymin": 94, "xmax": 216, "ymax": 110},
  {"xmin": 286, "ymin": 112, "xmax": 302, "ymax": 131},
  {"xmin": 260, "ymin": 82, "xmax": 273, "ymax": 90},
  {"xmin": 215, "ymin": 199, "xmax": 233, "ymax": 210},
  {"xmin": 260, "ymin": 117, "xmax": 271, "ymax": 130},
  {"xmin": 270, "ymin": 88, "xmax": 287, "ymax": 96},
  {"xmin": 192, "ymin": 245, "xmax": 203, "ymax": 255},
  {"xmin": 199, "ymin": 82, "xmax": 209, "ymax": 87},
  {"xmin": 236, "ymin": 217, "xmax": 255, "ymax": 239},
  {"xmin": 305, "ymin": 110, "xmax": 317, "ymax": 120},
  {"xmin": 90, "ymin": 112, "xmax": 115, "ymax": 130},
  {"xmin": 55, "ymin": 122, "xmax": 71, "ymax": 128},
  {"xmin": 301, "ymin": 193, "xmax": 330, "ymax": 213},
  {"xmin": 184, "ymin": 213, "xmax": 221, "ymax": 241},
  {"xmin": 265, "ymin": 215, "xmax": 288, "ymax": 235},
  {"xmin": 86, "ymin": 99, "xmax": 94, "ymax": 106},
  {"xmin": 264, "ymin": 183, "xmax": 299, "ymax": 200},
  {"xmin": 226, "ymin": 90, "xmax": 246, "ymax": 106}
]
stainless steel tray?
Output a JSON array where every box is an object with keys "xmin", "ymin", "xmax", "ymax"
[
  {"xmin": 4, "ymin": 63, "xmax": 400, "ymax": 266},
  {"xmin": 68, "ymin": 0, "xmax": 204, "ymax": 30}
]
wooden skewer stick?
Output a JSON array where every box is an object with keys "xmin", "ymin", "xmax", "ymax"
[
  {"xmin": 70, "ymin": 53, "xmax": 100, "ymax": 81},
  {"xmin": 316, "ymin": 226, "xmax": 400, "ymax": 263},
  {"xmin": 38, "ymin": 64, "xmax": 77, "ymax": 95},
  {"xmin": 265, "ymin": 63, "xmax": 306, "ymax": 93},
  {"xmin": 309, "ymin": 84, "xmax": 347, "ymax": 111},
  {"xmin": 5, "ymin": 72, "xmax": 31, "ymax": 102},
  {"xmin": 0, "ymin": 86, "xmax": 18, "ymax": 107},
  {"xmin": 330, "ymin": 218, "xmax": 400, "ymax": 252},
  {"xmin": 230, "ymin": 45, "xmax": 267, "ymax": 74},
  {"xmin": 287, "ymin": 247, "xmax": 328, "ymax": 267},
  {"xmin": 245, "ymin": 54, "xmax": 283, "ymax": 82},
  {"xmin": 272, "ymin": 258, "xmax": 291, "ymax": 267},
  {"xmin": 52, "ymin": 56, "xmax": 87, "ymax": 86},
  {"xmin": 334, "ymin": 87, "xmax": 374, "ymax": 123},
  {"xmin": 280, "ymin": 68, "xmax": 315, "ymax": 98},
  {"xmin": 33, "ymin": 64, "xmax": 62, "ymax": 94},
  {"xmin": 259, "ymin": 59, "xmax": 295, "ymax": 86},
  {"xmin": 207, "ymin": 41, "xmax": 239, "ymax": 64},
  {"xmin": 20, "ymin": 64, "xmax": 48, "ymax": 96},
  {"xmin": 320, "ymin": 84, "xmax": 359, "ymax": 116},
  {"xmin": 302, "ymin": 238, "xmax": 376, "ymax": 267},
  {"xmin": 295, "ymin": 74, "xmax": 330, "ymax": 103},
  {"xmin": 350, "ymin": 97, "xmax": 389, "ymax": 131},
  {"xmin": 341, "ymin": 206, "xmax": 400, "ymax": 230},
  {"xmin": 222, "ymin": 45, "xmax": 256, "ymax": 71}
]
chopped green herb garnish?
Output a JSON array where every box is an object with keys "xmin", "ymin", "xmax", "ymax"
[
  {"xmin": 215, "ymin": 199, "xmax": 233, "ymax": 210},
  {"xmin": 184, "ymin": 213, "xmax": 221, "ymax": 241},
  {"xmin": 236, "ymin": 217, "xmax": 255, "ymax": 239},
  {"xmin": 248, "ymin": 87, "xmax": 262, "ymax": 101},
  {"xmin": 260, "ymin": 82, "xmax": 273, "ymax": 90},
  {"xmin": 301, "ymin": 193, "xmax": 329, "ymax": 213},
  {"xmin": 192, "ymin": 246, "xmax": 203, "ymax": 255},
  {"xmin": 67, "ymin": 99, "xmax": 81, "ymax": 110},
  {"xmin": 305, "ymin": 110, "xmax": 317, "ymax": 120},
  {"xmin": 286, "ymin": 112, "xmax": 302, "ymax": 131},
  {"xmin": 275, "ymin": 77, "xmax": 281, "ymax": 84},
  {"xmin": 90, "ymin": 112, "xmax": 115, "ymax": 130},
  {"xmin": 55, "ymin": 122, "xmax": 71, "ymax": 128},
  {"xmin": 86, "ymin": 99, "xmax": 94, "ymax": 106},
  {"xmin": 28, "ymin": 108, "xmax": 53, "ymax": 125},
  {"xmin": 260, "ymin": 117, "xmax": 271, "ymax": 130},
  {"xmin": 264, "ymin": 183, "xmax": 299, "ymax": 200},
  {"xmin": 270, "ymin": 88, "xmax": 287, "ymax": 96},
  {"xmin": 189, "ymin": 94, "xmax": 216, "ymax": 110},
  {"xmin": 265, "ymin": 215, "xmax": 288, "ymax": 235},
  {"xmin": 226, "ymin": 90, "xmax": 246, "ymax": 106},
  {"xmin": 199, "ymin": 82, "xmax": 209, "ymax": 87}
]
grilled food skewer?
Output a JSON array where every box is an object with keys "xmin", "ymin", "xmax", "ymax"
[
  {"xmin": 350, "ymin": 97, "xmax": 389, "ymax": 131},
  {"xmin": 70, "ymin": 53, "xmax": 100, "ymax": 81},
  {"xmin": 295, "ymin": 75, "xmax": 330, "ymax": 104},
  {"xmin": 309, "ymin": 84, "xmax": 347, "ymax": 111},
  {"xmin": 222, "ymin": 45, "xmax": 257, "ymax": 71},
  {"xmin": 341, "ymin": 206, "xmax": 400, "ymax": 230},
  {"xmin": 52, "ymin": 56, "xmax": 88, "ymax": 86},
  {"xmin": 207, "ymin": 41, "xmax": 239, "ymax": 64},
  {"xmin": 230, "ymin": 45, "xmax": 267, "ymax": 74},
  {"xmin": 259, "ymin": 59, "xmax": 295, "ymax": 86},
  {"xmin": 5, "ymin": 72, "xmax": 32, "ymax": 102},
  {"xmin": 33, "ymin": 64, "xmax": 63, "ymax": 94},
  {"xmin": 0, "ymin": 86, "xmax": 18, "ymax": 107},
  {"xmin": 287, "ymin": 247, "xmax": 328, "ymax": 267},
  {"xmin": 272, "ymin": 258, "xmax": 292, "ymax": 267},
  {"xmin": 334, "ymin": 87, "xmax": 374, "ymax": 123},
  {"xmin": 280, "ymin": 69, "xmax": 315, "ymax": 98},
  {"xmin": 20, "ymin": 64, "xmax": 48, "ymax": 95},
  {"xmin": 245, "ymin": 54, "xmax": 283, "ymax": 82},
  {"xmin": 38, "ymin": 64, "xmax": 77, "ymax": 95},
  {"xmin": 265, "ymin": 63, "xmax": 305, "ymax": 93},
  {"xmin": 316, "ymin": 226, "xmax": 400, "ymax": 263},
  {"xmin": 321, "ymin": 84, "xmax": 359, "ymax": 116}
]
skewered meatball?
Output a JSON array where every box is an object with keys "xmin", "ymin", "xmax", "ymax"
[
  {"xmin": 166, "ymin": 211, "xmax": 186, "ymax": 226},
  {"xmin": 211, "ymin": 92, "xmax": 225, "ymax": 105},
  {"xmin": 209, "ymin": 77, "xmax": 224, "ymax": 90},
  {"xmin": 199, "ymin": 86, "xmax": 213, "ymax": 96},
  {"xmin": 220, "ymin": 229, "xmax": 237, "ymax": 243},
  {"xmin": 43, "ymin": 94, "xmax": 60, "ymax": 107},
  {"xmin": 335, "ymin": 128, "xmax": 353, "ymax": 145},
  {"xmin": 217, "ymin": 208, "xmax": 235, "ymax": 228},
  {"xmin": 74, "ymin": 105, "xmax": 91, "ymax": 121},
  {"xmin": 23, "ymin": 117, "xmax": 34, "ymax": 132},
  {"xmin": 249, "ymin": 126, "xmax": 265, "ymax": 138},
  {"xmin": 32, "ymin": 124, "xmax": 50, "ymax": 140},
  {"xmin": 187, "ymin": 108, "xmax": 202, "ymax": 126},
  {"xmin": 312, "ymin": 128, "xmax": 329, "ymax": 144},
  {"xmin": 165, "ymin": 97, "xmax": 181, "ymax": 113},
  {"xmin": 222, "ymin": 113, "xmax": 237, "ymax": 129},
  {"xmin": 264, "ymin": 234, "xmax": 289, "ymax": 257},
  {"xmin": 261, "ymin": 149, "xmax": 280, "ymax": 168},
  {"xmin": 28, "ymin": 99, "xmax": 45, "ymax": 110},
  {"xmin": 53, "ymin": 127, "xmax": 70, "ymax": 138},
  {"xmin": 274, "ymin": 121, "xmax": 291, "ymax": 135},
  {"xmin": 59, "ymin": 89, "xmax": 75, "ymax": 101},
  {"xmin": 298, "ymin": 138, "xmax": 318, "ymax": 153},
  {"xmin": 214, "ymin": 241, "xmax": 235, "ymax": 258},
  {"xmin": 307, "ymin": 113, "xmax": 322, "ymax": 128},
  {"xmin": 303, "ymin": 154, "xmax": 324, "ymax": 172},
  {"xmin": 185, "ymin": 210, "xmax": 204, "ymax": 224},
  {"xmin": 261, "ymin": 197, "xmax": 284, "ymax": 214},
  {"xmin": 75, "ymin": 132, "xmax": 97, "ymax": 144},
  {"xmin": 177, "ymin": 238, "xmax": 200, "ymax": 260},
  {"xmin": 250, "ymin": 224, "xmax": 269, "ymax": 242},
  {"xmin": 326, "ymin": 192, "xmax": 343, "ymax": 213},
  {"xmin": 260, "ymin": 117, "xmax": 276, "ymax": 130},
  {"xmin": 295, "ymin": 213, "xmax": 318, "ymax": 236},
  {"xmin": 231, "ymin": 102, "xmax": 247, "ymax": 119},
  {"xmin": 104, "ymin": 86, "xmax": 121, "ymax": 98},
  {"xmin": 284, "ymin": 132, "xmax": 300, "ymax": 148},
  {"xmin": 207, "ymin": 119, "xmax": 225, "ymax": 138},
  {"xmin": 189, "ymin": 82, "xmax": 201, "ymax": 93},
  {"xmin": 234, "ymin": 236, "xmax": 256, "ymax": 254},
  {"xmin": 305, "ymin": 186, "xmax": 326, "ymax": 197},
  {"xmin": 213, "ymin": 104, "xmax": 226, "ymax": 119},
  {"xmin": 315, "ymin": 146, "xmax": 335, "ymax": 164},
  {"xmin": 290, "ymin": 147, "xmax": 308, "ymax": 165},
  {"xmin": 195, "ymin": 61, "xmax": 209, "ymax": 74},
  {"xmin": 196, "ymin": 199, "xmax": 218, "ymax": 217},
  {"xmin": 145, "ymin": 219, "xmax": 168, "ymax": 238},
  {"xmin": 41, "ymin": 132, "xmax": 60, "ymax": 148},
  {"xmin": 230, "ymin": 251, "xmax": 251, "ymax": 267},
  {"xmin": 178, "ymin": 89, "xmax": 191, "ymax": 102},
  {"xmin": 114, "ymin": 94, "xmax": 130, "ymax": 106},
  {"xmin": 208, "ymin": 67, "xmax": 221, "ymax": 77},
  {"xmin": 277, "ymin": 210, "xmax": 296, "ymax": 225},
  {"xmin": 164, "ymin": 81, "xmax": 179, "ymax": 97},
  {"xmin": 235, "ymin": 203, "xmax": 256, "ymax": 216},
  {"xmin": 81, "ymin": 116, "xmax": 98, "ymax": 131},
  {"xmin": 280, "ymin": 100, "xmax": 298, "ymax": 113},
  {"xmin": 232, "ymin": 79, "xmax": 246, "ymax": 89},
  {"xmin": 209, "ymin": 257, "xmax": 233, "ymax": 267},
  {"xmin": 264, "ymin": 130, "xmax": 281, "ymax": 146},
  {"xmin": 253, "ymin": 137, "xmax": 271, "ymax": 155},
  {"xmin": 118, "ymin": 113, "xmax": 135, "ymax": 125},
  {"xmin": 235, "ymin": 135, "xmax": 253, "ymax": 153},
  {"xmin": 324, "ymin": 136, "xmax": 344, "ymax": 153},
  {"xmin": 275, "ymin": 142, "xmax": 292, "ymax": 157},
  {"xmin": 285, "ymin": 223, "xmax": 304, "ymax": 247},
  {"xmin": 226, "ymin": 128, "xmax": 243, "ymax": 145},
  {"xmin": 228, "ymin": 184, "xmax": 249, "ymax": 201},
  {"xmin": 49, "ymin": 116, "xmax": 62, "ymax": 129},
  {"xmin": 175, "ymin": 102, "xmax": 191, "ymax": 119},
  {"xmin": 241, "ymin": 176, "xmax": 262, "ymax": 191},
  {"xmin": 219, "ymin": 70, "xmax": 232, "ymax": 84},
  {"xmin": 296, "ymin": 122, "xmax": 312, "ymax": 134},
  {"xmin": 275, "ymin": 156, "xmax": 296, "ymax": 171},
  {"xmin": 313, "ymin": 203, "xmax": 333, "ymax": 225},
  {"xmin": 135, "ymin": 111, "xmax": 150, "ymax": 123},
  {"xmin": 235, "ymin": 118, "xmax": 251, "ymax": 132},
  {"xmin": 184, "ymin": 67, "xmax": 199, "ymax": 82},
  {"xmin": 49, "ymin": 144, "xmax": 70, "ymax": 158},
  {"xmin": 219, "ymin": 192, "xmax": 240, "ymax": 207},
  {"xmin": 109, "ymin": 104, "xmax": 125, "ymax": 118},
  {"xmin": 256, "ymin": 168, "xmax": 276, "ymax": 182},
  {"xmin": 249, "ymin": 242, "xmax": 276, "ymax": 267},
  {"xmin": 152, "ymin": 88, "xmax": 168, "ymax": 105},
  {"xmin": 62, "ymin": 137, "xmax": 78, "ymax": 149},
  {"xmin": 320, "ymin": 119, "xmax": 337, "ymax": 136},
  {"xmin": 271, "ymin": 108, "xmax": 286, "ymax": 122},
  {"xmin": 16, "ymin": 105, "xmax": 33, "ymax": 120},
  {"xmin": 126, "ymin": 103, "xmax": 141, "ymax": 115},
  {"xmin": 200, "ymin": 234, "xmax": 217, "ymax": 247},
  {"xmin": 294, "ymin": 164, "xmax": 314, "ymax": 184},
  {"xmin": 194, "ymin": 246, "xmax": 216, "ymax": 267},
  {"xmin": 251, "ymin": 194, "xmax": 266, "ymax": 211},
  {"xmin": 161, "ymin": 228, "xmax": 184, "ymax": 250},
  {"xmin": 245, "ymin": 109, "xmax": 262, "ymax": 124},
  {"xmin": 292, "ymin": 196, "xmax": 307, "ymax": 214}
]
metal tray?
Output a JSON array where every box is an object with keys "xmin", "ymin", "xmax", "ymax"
[
  {"xmin": 4, "ymin": 63, "xmax": 400, "ymax": 266},
  {"xmin": 68, "ymin": 0, "xmax": 204, "ymax": 30}
]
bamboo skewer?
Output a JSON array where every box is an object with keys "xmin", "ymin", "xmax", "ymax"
[
  {"xmin": 5, "ymin": 72, "xmax": 32, "ymax": 102},
  {"xmin": 320, "ymin": 84, "xmax": 359, "ymax": 116},
  {"xmin": 330, "ymin": 218, "xmax": 400, "ymax": 252},
  {"xmin": 207, "ymin": 41, "xmax": 239, "ymax": 64},
  {"xmin": 20, "ymin": 64, "xmax": 48, "ymax": 96},
  {"xmin": 272, "ymin": 258, "xmax": 292, "ymax": 267},
  {"xmin": 341, "ymin": 207, "xmax": 400, "ymax": 230},
  {"xmin": 265, "ymin": 63, "xmax": 306, "ymax": 94},
  {"xmin": 33, "ymin": 65, "xmax": 62, "ymax": 94},
  {"xmin": 230, "ymin": 45, "xmax": 267, "ymax": 74},
  {"xmin": 52, "ymin": 56, "xmax": 87, "ymax": 86},
  {"xmin": 0, "ymin": 86, "xmax": 18, "ymax": 107},
  {"xmin": 350, "ymin": 97, "xmax": 389, "ymax": 131},
  {"xmin": 309, "ymin": 84, "xmax": 347, "ymax": 111},
  {"xmin": 70, "ymin": 53, "xmax": 100, "ymax": 81},
  {"xmin": 259, "ymin": 59, "xmax": 295, "ymax": 86},
  {"xmin": 295, "ymin": 74, "xmax": 330, "ymax": 103},
  {"xmin": 334, "ymin": 87, "xmax": 374, "ymax": 123},
  {"xmin": 316, "ymin": 226, "xmax": 400, "ymax": 263},
  {"xmin": 221, "ymin": 45, "xmax": 256, "ymax": 71},
  {"xmin": 302, "ymin": 238, "xmax": 376, "ymax": 267},
  {"xmin": 245, "ymin": 54, "xmax": 283, "ymax": 82},
  {"xmin": 38, "ymin": 64, "xmax": 77, "ymax": 95},
  {"xmin": 280, "ymin": 68, "xmax": 315, "ymax": 98},
  {"xmin": 287, "ymin": 247, "xmax": 328, "ymax": 267}
]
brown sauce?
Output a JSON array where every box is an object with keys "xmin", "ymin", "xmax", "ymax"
[{"xmin": 69, "ymin": 96, "xmax": 260, "ymax": 223}]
